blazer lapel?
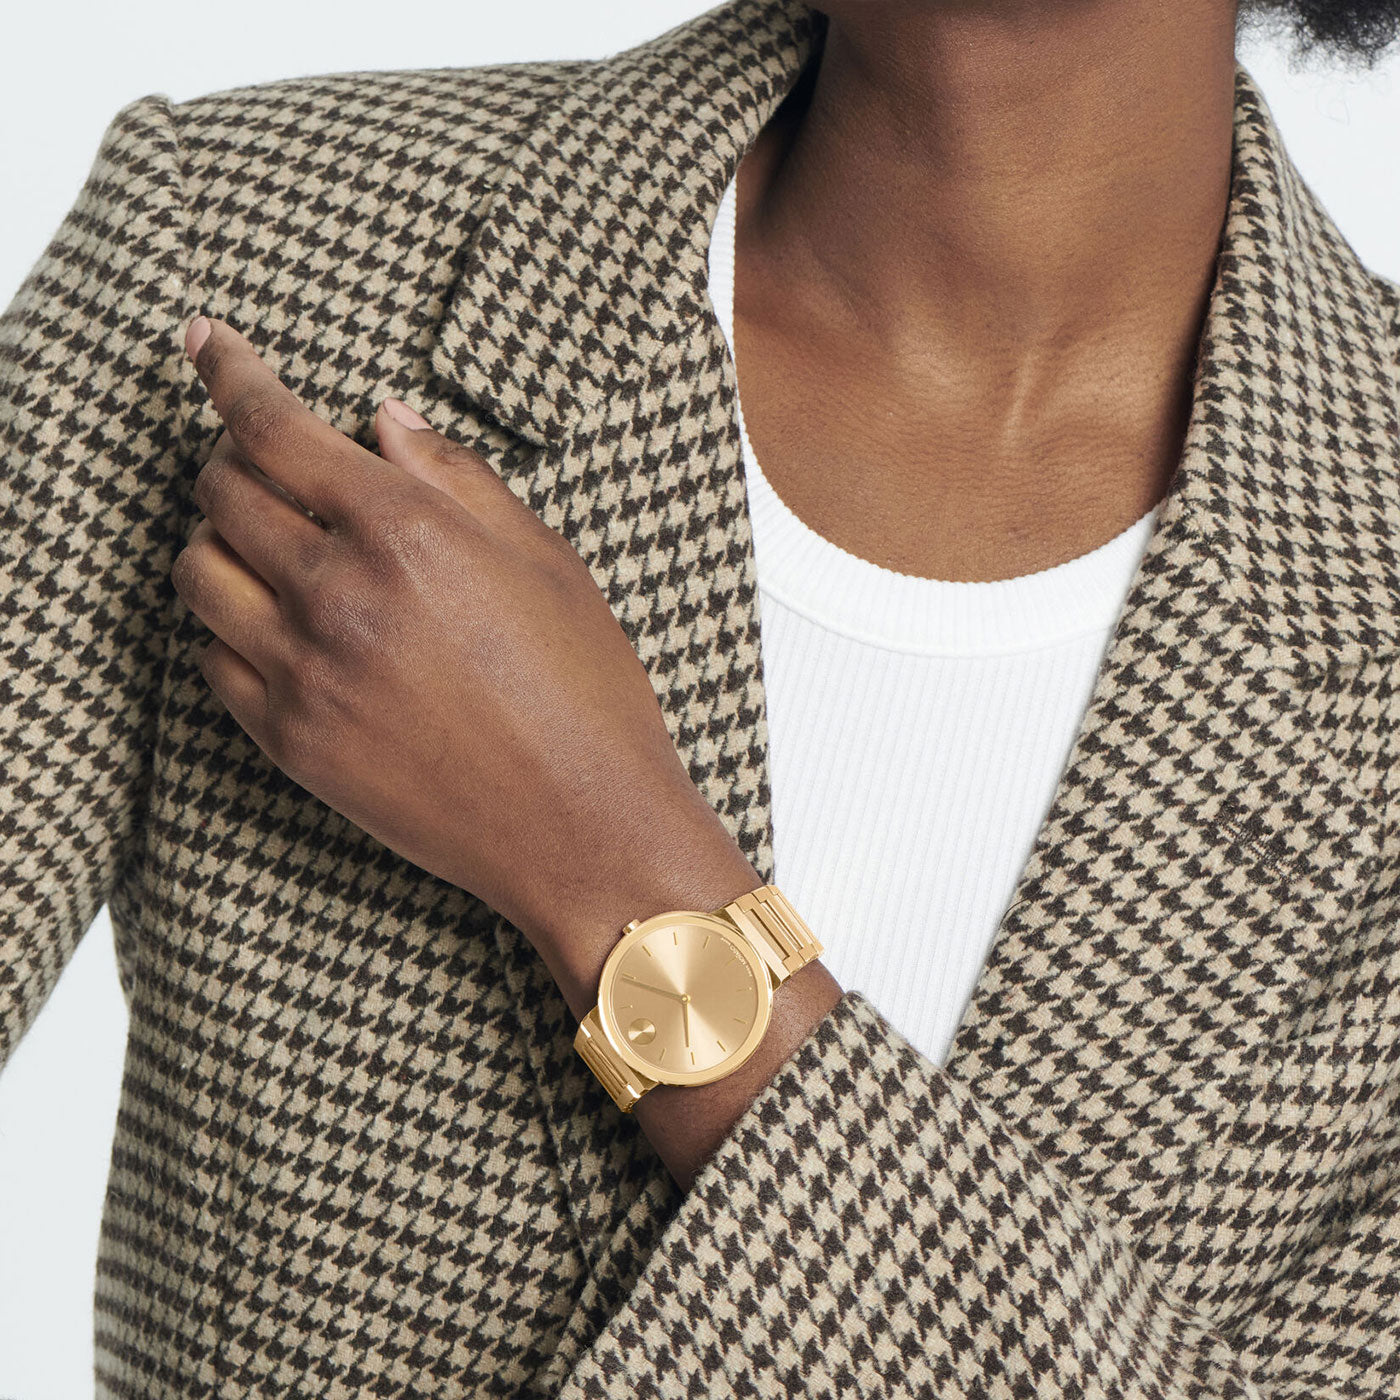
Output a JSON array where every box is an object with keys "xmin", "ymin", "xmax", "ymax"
[{"xmin": 425, "ymin": 0, "xmax": 1400, "ymax": 1361}]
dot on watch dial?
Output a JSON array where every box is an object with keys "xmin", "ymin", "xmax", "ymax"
[{"xmin": 610, "ymin": 924, "xmax": 760, "ymax": 1073}]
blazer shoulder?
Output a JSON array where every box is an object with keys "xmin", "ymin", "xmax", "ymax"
[{"xmin": 166, "ymin": 56, "xmax": 593, "ymax": 212}]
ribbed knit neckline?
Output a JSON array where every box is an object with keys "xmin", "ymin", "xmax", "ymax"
[{"xmin": 708, "ymin": 174, "xmax": 1164, "ymax": 658}]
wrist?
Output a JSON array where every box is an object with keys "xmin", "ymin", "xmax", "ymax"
[{"xmin": 528, "ymin": 801, "xmax": 764, "ymax": 1022}]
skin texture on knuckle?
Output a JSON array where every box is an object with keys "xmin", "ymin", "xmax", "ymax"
[
  {"xmin": 225, "ymin": 389, "xmax": 291, "ymax": 460},
  {"xmin": 168, "ymin": 545, "xmax": 196, "ymax": 602},
  {"xmin": 169, "ymin": 541, "xmax": 214, "ymax": 614},
  {"xmin": 288, "ymin": 563, "xmax": 387, "ymax": 691},
  {"xmin": 422, "ymin": 431, "xmax": 472, "ymax": 467},
  {"xmin": 364, "ymin": 496, "xmax": 450, "ymax": 583},
  {"xmin": 287, "ymin": 521, "xmax": 331, "ymax": 580},
  {"xmin": 296, "ymin": 573, "xmax": 359, "ymax": 646},
  {"xmin": 267, "ymin": 645, "xmax": 363, "ymax": 784},
  {"xmin": 262, "ymin": 630, "xmax": 348, "ymax": 756},
  {"xmin": 191, "ymin": 456, "xmax": 233, "ymax": 518},
  {"xmin": 196, "ymin": 636, "xmax": 225, "ymax": 686},
  {"xmin": 262, "ymin": 700, "xmax": 315, "ymax": 776}
]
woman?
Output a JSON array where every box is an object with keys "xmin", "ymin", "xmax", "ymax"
[{"xmin": 3, "ymin": 0, "xmax": 1399, "ymax": 1393}]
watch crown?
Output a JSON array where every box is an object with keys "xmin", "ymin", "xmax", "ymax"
[{"xmin": 621, "ymin": 919, "xmax": 641, "ymax": 934}]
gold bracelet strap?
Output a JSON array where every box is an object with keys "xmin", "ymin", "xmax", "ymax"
[
  {"xmin": 721, "ymin": 883, "xmax": 824, "ymax": 985},
  {"xmin": 574, "ymin": 1008, "xmax": 654, "ymax": 1113}
]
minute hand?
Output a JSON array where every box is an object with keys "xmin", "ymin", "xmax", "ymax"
[{"xmin": 621, "ymin": 975, "xmax": 684, "ymax": 1002}]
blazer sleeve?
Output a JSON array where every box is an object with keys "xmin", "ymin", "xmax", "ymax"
[
  {"xmin": 552, "ymin": 989, "xmax": 1399, "ymax": 1399},
  {"xmin": 0, "ymin": 95, "xmax": 193, "ymax": 1067}
]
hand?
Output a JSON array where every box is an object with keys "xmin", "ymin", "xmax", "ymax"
[{"xmin": 171, "ymin": 316, "xmax": 758, "ymax": 981}]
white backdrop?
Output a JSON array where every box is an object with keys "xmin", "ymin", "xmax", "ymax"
[{"xmin": 1, "ymin": 3, "xmax": 1398, "ymax": 1395}]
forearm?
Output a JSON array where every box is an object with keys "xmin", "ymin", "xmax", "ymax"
[{"xmin": 527, "ymin": 793, "xmax": 843, "ymax": 1191}]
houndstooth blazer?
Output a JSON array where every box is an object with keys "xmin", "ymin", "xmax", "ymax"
[{"xmin": 3, "ymin": 0, "xmax": 1400, "ymax": 1395}]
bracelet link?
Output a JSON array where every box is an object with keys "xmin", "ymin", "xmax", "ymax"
[
  {"xmin": 723, "ymin": 884, "xmax": 823, "ymax": 983},
  {"xmin": 574, "ymin": 1008, "xmax": 652, "ymax": 1113}
]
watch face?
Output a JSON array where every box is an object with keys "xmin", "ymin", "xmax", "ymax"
[{"xmin": 598, "ymin": 914, "xmax": 772, "ymax": 1086}]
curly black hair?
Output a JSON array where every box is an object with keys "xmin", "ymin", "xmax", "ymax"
[{"xmin": 1238, "ymin": 0, "xmax": 1400, "ymax": 68}]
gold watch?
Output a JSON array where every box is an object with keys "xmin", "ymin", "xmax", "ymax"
[{"xmin": 574, "ymin": 883, "xmax": 823, "ymax": 1112}]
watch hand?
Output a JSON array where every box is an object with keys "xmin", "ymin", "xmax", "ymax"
[
  {"xmin": 682, "ymin": 996, "xmax": 690, "ymax": 1047},
  {"xmin": 621, "ymin": 974, "xmax": 684, "ymax": 1002}
]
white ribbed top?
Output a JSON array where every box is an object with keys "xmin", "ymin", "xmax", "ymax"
[{"xmin": 708, "ymin": 173, "xmax": 1162, "ymax": 1066}]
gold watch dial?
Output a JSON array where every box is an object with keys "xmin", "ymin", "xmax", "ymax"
[{"xmin": 599, "ymin": 914, "xmax": 771, "ymax": 1085}]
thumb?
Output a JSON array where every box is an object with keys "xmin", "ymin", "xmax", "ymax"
[{"xmin": 375, "ymin": 397, "xmax": 507, "ymax": 510}]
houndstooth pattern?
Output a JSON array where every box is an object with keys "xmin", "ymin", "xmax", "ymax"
[{"xmin": 3, "ymin": 0, "xmax": 1400, "ymax": 1394}]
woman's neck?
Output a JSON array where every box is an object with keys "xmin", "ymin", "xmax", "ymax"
[
  {"xmin": 722, "ymin": 0, "xmax": 1243, "ymax": 582},
  {"xmin": 739, "ymin": 0, "xmax": 1240, "ymax": 385}
]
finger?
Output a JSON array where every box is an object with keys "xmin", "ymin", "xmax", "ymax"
[
  {"xmin": 171, "ymin": 519, "xmax": 283, "ymax": 671},
  {"xmin": 198, "ymin": 636, "xmax": 269, "ymax": 733},
  {"xmin": 185, "ymin": 315, "xmax": 386, "ymax": 525},
  {"xmin": 192, "ymin": 429, "xmax": 331, "ymax": 593},
  {"xmin": 375, "ymin": 398, "xmax": 521, "ymax": 520}
]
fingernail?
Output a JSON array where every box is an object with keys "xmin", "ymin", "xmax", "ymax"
[
  {"xmin": 185, "ymin": 316, "xmax": 212, "ymax": 361},
  {"xmin": 383, "ymin": 396, "xmax": 431, "ymax": 430}
]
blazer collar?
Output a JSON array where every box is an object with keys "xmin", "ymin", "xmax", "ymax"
[{"xmin": 431, "ymin": 0, "xmax": 811, "ymax": 447}]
